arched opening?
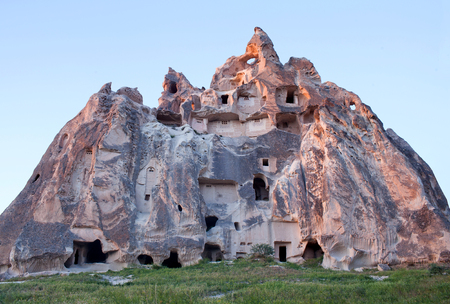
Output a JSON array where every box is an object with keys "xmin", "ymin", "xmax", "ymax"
[
  {"xmin": 247, "ymin": 58, "xmax": 257, "ymax": 65},
  {"xmin": 205, "ymin": 216, "xmax": 218, "ymax": 232},
  {"xmin": 138, "ymin": 254, "xmax": 153, "ymax": 265},
  {"xmin": 168, "ymin": 81, "xmax": 177, "ymax": 94},
  {"xmin": 234, "ymin": 222, "xmax": 241, "ymax": 231},
  {"xmin": 302, "ymin": 240, "xmax": 324, "ymax": 260},
  {"xmin": 162, "ymin": 251, "xmax": 182, "ymax": 268},
  {"xmin": 85, "ymin": 240, "xmax": 107, "ymax": 263},
  {"xmin": 64, "ymin": 240, "xmax": 108, "ymax": 268},
  {"xmin": 350, "ymin": 103, "xmax": 356, "ymax": 111},
  {"xmin": 202, "ymin": 244, "xmax": 223, "ymax": 262},
  {"xmin": 253, "ymin": 177, "xmax": 269, "ymax": 201}
]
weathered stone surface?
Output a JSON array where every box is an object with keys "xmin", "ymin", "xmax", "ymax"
[
  {"xmin": 377, "ymin": 264, "xmax": 391, "ymax": 271},
  {"xmin": 0, "ymin": 27, "xmax": 449, "ymax": 277}
]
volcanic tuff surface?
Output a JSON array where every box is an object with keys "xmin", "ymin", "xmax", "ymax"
[{"xmin": 1, "ymin": 28, "xmax": 449, "ymax": 277}]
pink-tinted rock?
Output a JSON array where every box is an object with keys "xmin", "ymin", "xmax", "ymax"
[{"xmin": 0, "ymin": 28, "xmax": 448, "ymax": 277}]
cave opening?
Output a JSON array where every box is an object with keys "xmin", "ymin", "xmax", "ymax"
[
  {"xmin": 64, "ymin": 240, "xmax": 107, "ymax": 268},
  {"xmin": 205, "ymin": 216, "xmax": 219, "ymax": 232},
  {"xmin": 253, "ymin": 177, "xmax": 269, "ymax": 201},
  {"xmin": 221, "ymin": 95, "xmax": 229, "ymax": 104},
  {"xmin": 162, "ymin": 251, "xmax": 182, "ymax": 268},
  {"xmin": 168, "ymin": 81, "xmax": 177, "ymax": 94},
  {"xmin": 279, "ymin": 246, "xmax": 287, "ymax": 262},
  {"xmin": 202, "ymin": 243, "xmax": 223, "ymax": 262},
  {"xmin": 85, "ymin": 240, "xmax": 107, "ymax": 263},
  {"xmin": 286, "ymin": 91, "xmax": 294, "ymax": 104},
  {"xmin": 234, "ymin": 222, "xmax": 241, "ymax": 231},
  {"xmin": 302, "ymin": 240, "xmax": 324, "ymax": 260},
  {"xmin": 138, "ymin": 254, "xmax": 153, "ymax": 265}
]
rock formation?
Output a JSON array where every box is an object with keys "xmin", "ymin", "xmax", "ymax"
[{"xmin": 1, "ymin": 28, "xmax": 449, "ymax": 277}]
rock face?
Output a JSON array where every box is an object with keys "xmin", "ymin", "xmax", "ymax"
[{"xmin": 1, "ymin": 27, "xmax": 449, "ymax": 276}]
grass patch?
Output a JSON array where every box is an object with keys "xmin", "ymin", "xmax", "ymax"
[{"xmin": 1, "ymin": 261, "xmax": 449, "ymax": 303}]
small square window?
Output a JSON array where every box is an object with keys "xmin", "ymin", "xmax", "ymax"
[
  {"xmin": 221, "ymin": 121, "xmax": 228, "ymax": 125},
  {"xmin": 206, "ymin": 185, "xmax": 212, "ymax": 188},
  {"xmin": 145, "ymin": 194, "xmax": 150, "ymax": 201},
  {"xmin": 262, "ymin": 159, "xmax": 269, "ymax": 166}
]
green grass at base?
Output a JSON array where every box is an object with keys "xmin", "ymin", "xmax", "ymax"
[{"xmin": 1, "ymin": 259, "xmax": 449, "ymax": 303}]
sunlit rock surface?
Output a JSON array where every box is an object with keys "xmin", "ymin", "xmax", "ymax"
[{"xmin": 1, "ymin": 28, "xmax": 449, "ymax": 277}]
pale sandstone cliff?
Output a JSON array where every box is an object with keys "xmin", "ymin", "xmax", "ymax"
[{"xmin": 0, "ymin": 28, "xmax": 448, "ymax": 277}]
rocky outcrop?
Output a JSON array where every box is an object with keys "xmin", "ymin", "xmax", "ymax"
[{"xmin": 0, "ymin": 27, "xmax": 448, "ymax": 277}]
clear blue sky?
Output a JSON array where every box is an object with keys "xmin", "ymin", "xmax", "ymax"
[{"xmin": 0, "ymin": 0, "xmax": 449, "ymax": 214}]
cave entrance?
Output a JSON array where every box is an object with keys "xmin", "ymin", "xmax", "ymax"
[
  {"xmin": 168, "ymin": 81, "xmax": 177, "ymax": 94},
  {"xmin": 279, "ymin": 246, "xmax": 287, "ymax": 262},
  {"xmin": 286, "ymin": 88, "xmax": 295, "ymax": 104},
  {"xmin": 302, "ymin": 240, "xmax": 324, "ymax": 260},
  {"xmin": 205, "ymin": 216, "xmax": 218, "ymax": 232},
  {"xmin": 221, "ymin": 95, "xmax": 229, "ymax": 105},
  {"xmin": 85, "ymin": 240, "xmax": 107, "ymax": 263},
  {"xmin": 202, "ymin": 243, "xmax": 223, "ymax": 262},
  {"xmin": 253, "ymin": 177, "xmax": 269, "ymax": 201},
  {"xmin": 64, "ymin": 239, "xmax": 107, "ymax": 268},
  {"xmin": 138, "ymin": 254, "xmax": 153, "ymax": 265},
  {"xmin": 162, "ymin": 251, "xmax": 182, "ymax": 268}
]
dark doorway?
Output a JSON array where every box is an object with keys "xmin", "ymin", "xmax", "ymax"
[
  {"xmin": 205, "ymin": 216, "xmax": 218, "ymax": 231},
  {"xmin": 302, "ymin": 241, "xmax": 324, "ymax": 260},
  {"xmin": 234, "ymin": 222, "xmax": 241, "ymax": 231},
  {"xmin": 279, "ymin": 246, "xmax": 287, "ymax": 262},
  {"xmin": 162, "ymin": 251, "xmax": 182, "ymax": 268},
  {"xmin": 168, "ymin": 81, "xmax": 177, "ymax": 94},
  {"xmin": 65, "ymin": 240, "xmax": 107, "ymax": 268},
  {"xmin": 221, "ymin": 95, "xmax": 229, "ymax": 104},
  {"xmin": 138, "ymin": 254, "xmax": 153, "ymax": 265},
  {"xmin": 85, "ymin": 240, "xmax": 107, "ymax": 263},
  {"xmin": 253, "ymin": 177, "xmax": 269, "ymax": 200},
  {"xmin": 202, "ymin": 244, "xmax": 223, "ymax": 262}
]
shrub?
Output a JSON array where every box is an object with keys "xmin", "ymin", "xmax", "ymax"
[
  {"xmin": 250, "ymin": 244, "xmax": 274, "ymax": 258},
  {"xmin": 429, "ymin": 263, "xmax": 446, "ymax": 275}
]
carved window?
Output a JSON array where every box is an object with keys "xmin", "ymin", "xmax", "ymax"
[
  {"xmin": 221, "ymin": 95, "xmax": 228, "ymax": 104},
  {"xmin": 221, "ymin": 121, "xmax": 228, "ymax": 125}
]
